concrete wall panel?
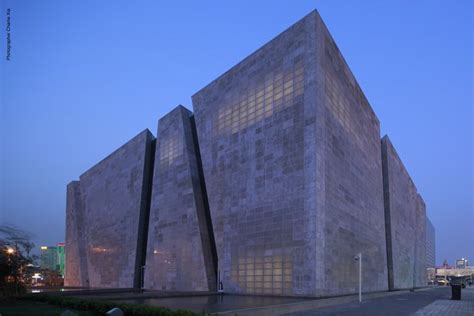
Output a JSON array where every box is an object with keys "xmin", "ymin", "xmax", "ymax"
[
  {"xmin": 192, "ymin": 10, "xmax": 388, "ymax": 296},
  {"xmin": 316, "ymin": 14, "xmax": 388, "ymax": 295},
  {"xmin": 382, "ymin": 136, "xmax": 427, "ymax": 289},
  {"xmin": 145, "ymin": 106, "xmax": 217, "ymax": 291},
  {"xmin": 64, "ymin": 181, "xmax": 89, "ymax": 287},
  {"xmin": 65, "ymin": 9, "xmax": 427, "ymax": 296},
  {"xmin": 65, "ymin": 130, "xmax": 155, "ymax": 288},
  {"xmin": 415, "ymin": 194, "xmax": 427, "ymax": 286}
]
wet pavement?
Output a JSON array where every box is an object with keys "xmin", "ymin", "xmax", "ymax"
[
  {"xmin": 117, "ymin": 294, "xmax": 309, "ymax": 313},
  {"xmin": 29, "ymin": 286, "xmax": 474, "ymax": 315}
]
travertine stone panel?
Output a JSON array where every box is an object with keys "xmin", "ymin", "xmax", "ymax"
[
  {"xmin": 65, "ymin": 181, "xmax": 89, "ymax": 287},
  {"xmin": 415, "ymin": 194, "xmax": 427, "ymax": 287},
  {"xmin": 65, "ymin": 9, "xmax": 426, "ymax": 296},
  {"xmin": 145, "ymin": 105, "xmax": 217, "ymax": 291},
  {"xmin": 316, "ymin": 14, "xmax": 389, "ymax": 295},
  {"xmin": 192, "ymin": 10, "xmax": 388, "ymax": 296},
  {"xmin": 315, "ymin": 14, "xmax": 389, "ymax": 295},
  {"xmin": 426, "ymin": 218, "xmax": 436, "ymax": 268},
  {"xmin": 71, "ymin": 130, "xmax": 155, "ymax": 288},
  {"xmin": 382, "ymin": 136, "xmax": 426, "ymax": 289}
]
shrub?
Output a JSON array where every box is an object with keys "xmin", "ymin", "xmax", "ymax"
[{"xmin": 18, "ymin": 294, "xmax": 200, "ymax": 316}]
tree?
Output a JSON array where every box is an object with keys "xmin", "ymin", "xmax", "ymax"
[{"xmin": 0, "ymin": 224, "xmax": 37, "ymax": 296}]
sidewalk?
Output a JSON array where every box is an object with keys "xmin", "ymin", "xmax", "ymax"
[
  {"xmin": 413, "ymin": 287, "xmax": 474, "ymax": 316},
  {"xmin": 280, "ymin": 287, "xmax": 474, "ymax": 316},
  {"xmin": 218, "ymin": 289, "xmax": 417, "ymax": 315}
]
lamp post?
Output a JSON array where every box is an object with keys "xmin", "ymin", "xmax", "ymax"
[{"xmin": 354, "ymin": 253, "xmax": 362, "ymax": 303}]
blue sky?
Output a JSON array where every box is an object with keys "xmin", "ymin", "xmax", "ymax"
[{"xmin": 0, "ymin": 0, "xmax": 472, "ymax": 266}]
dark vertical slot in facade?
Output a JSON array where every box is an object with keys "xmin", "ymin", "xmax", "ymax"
[
  {"xmin": 381, "ymin": 137, "xmax": 394, "ymax": 291},
  {"xmin": 189, "ymin": 116, "xmax": 218, "ymax": 282},
  {"xmin": 134, "ymin": 133, "xmax": 156, "ymax": 289}
]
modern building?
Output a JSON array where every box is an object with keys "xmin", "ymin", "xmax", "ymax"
[
  {"xmin": 40, "ymin": 246, "xmax": 58, "ymax": 271},
  {"xmin": 426, "ymin": 219, "xmax": 436, "ymax": 269},
  {"xmin": 456, "ymin": 258, "xmax": 469, "ymax": 269},
  {"xmin": 65, "ymin": 10, "xmax": 434, "ymax": 296},
  {"xmin": 436, "ymin": 258, "xmax": 474, "ymax": 281},
  {"xmin": 191, "ymin": 11, "xmax": 391, "ymax": 296},
  {"xmin": 57, "ymin": 243, "xmax": 65, "ymax": 277},
  {"xmin": 39, "ymin": 244, "xmax": 65, "ymax": 276}
]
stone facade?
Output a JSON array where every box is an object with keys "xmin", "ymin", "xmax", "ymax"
[
  {"xmin": 414, "ymin": 194, "xmax": 427, "ymax": 287},
  {"xmin": 65, "ymin": 10, "xmax": 430, "ymax": 296},
  {"xmin": 381, "ymin": 136, "xmax": 427, "ymax": 289},
  {"xmin": 192, "ymin": 11, "xmax": 388, "ymax": 296},
  {"xmin": 426, "ymin": 217, "xmax": 436, "ymax": 268},
  {"xmin": 65, "ymin": 130, "xmax": 155, "ymax": 288},
  {"xmin": 64, "ymin": 181, "xmax": 89, "ymax": 287},
  {"xmin": 316, "ymin": 13, "xmax": 388, "ymax": 295},
  {"xmin": 145, "ymin": 106, "xmax": 217, "ymax": 291}
]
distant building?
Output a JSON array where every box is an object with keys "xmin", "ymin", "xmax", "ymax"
[
  {"xmin": 57, "ymin": 243, "xmax": 65, "ymax": 276},
  {"xmin": 456, "ymin": 258, "xmax": 469, "ymax": 269},
  {"xmin": 436, "ymin": 267, "xmax": 474, "ymax": 279},
  {"xmin": 426, "ymin": 218, "xmax": 436, "ymax": 268},
  {"xmin": 39, "ymin": 244, "xmax": 65, "ymax": 276},
  {"xmin": 436, "ymin": 258, "xmax": 474, "ymax": 281},
  {"xmin": 40, "ymin": 246, "xmax": 58, "ymax": 271}
]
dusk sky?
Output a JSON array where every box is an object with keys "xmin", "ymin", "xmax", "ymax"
[{"xmin": 1, "ymin": 0, "xmax": 472, "ymax": 266}]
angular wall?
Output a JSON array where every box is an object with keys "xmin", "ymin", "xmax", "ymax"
[
  {"xmin": 316, "ymin": 12, "xmax": 388, "ymax": 295},
  {"xmin": 192, "ymin": 10, "xmax": 388, "ymax": 296},
  {"xmin": 414, "ymin": 194, "xmax": 427, "ymax": 286},
  {"xmin": 381, "ymin": 135, "xmax": 427, "ymax": 289},
  {"xmin": 64, "ymin": 9, "xmax": 429, "ymax": 296},
  {"xmin": 64, "ymin": 181, "xmax": 89, "ymax": 287},
  {"xmin": 65, "ymin": 130, "xmax": 155, "ymax": 288},
  {"xmin": 145, "ymin": 106, "xmax": 217, "ymax": 291}
]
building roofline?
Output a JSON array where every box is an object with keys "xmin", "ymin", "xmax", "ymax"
[
  {"xmin": 191, "ymin": 10, "xmax": 320, "ymax": 98},
  {"xmin": 79, "ymin": 129, "xmax": 155, "ymax": 179},
  {"xmin": 382, "ymin": 134, "xmax": 425, "ymax": 205}
]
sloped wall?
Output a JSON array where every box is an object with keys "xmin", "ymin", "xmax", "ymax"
[
  {"xmin": 145, "ymin": 106, "xmax": 217, "ymax": 291},
  {"xmin": 65, "ymin": 130, "xmax": 155, "ymax": 288}
]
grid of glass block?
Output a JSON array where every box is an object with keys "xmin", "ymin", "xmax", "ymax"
[
  {"xmin": 324, "ymin": 59, "xmax": 372, "ymax": 152},
  {"xmin": 230, "ymin": 254, "xmax": 293, "ymax": 295},
  {"xmin": 324, "ymin": 37, "xmax": 367, "ymax": 150},
  {"xmin": 215, "ymin": 60, "xmax": 304, "ymax": 135},
  {"xmin": 325, "ymin": 73, "xmax": 353, "ymax": 133},
  {"xmin": 159, "ymin": 136, "xmax": 182, "ymax": 166}
]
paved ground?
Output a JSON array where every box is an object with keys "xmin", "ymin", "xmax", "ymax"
[
  {"xmin": 117, "ymin": 295, "xmax": 309, "ymax": 313},
  {"xmin": 285, "ymin": 287, "xmax": 474, "ymax": 316},
  {"xmin": 413, "ymin": 287, "xmax": 474, "ymax": 315},
  {"xmin": 34, "ymin": 286, "xmax": 474, "ymax": 315}
]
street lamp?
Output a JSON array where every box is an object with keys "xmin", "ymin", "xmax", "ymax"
[
  {"xmin": 6, "ymin": 247, "xmax": 15, "ymax": 254},
  {"xmin": 354, "ymin": 253, "xmax": 362, "ymax": 303}
]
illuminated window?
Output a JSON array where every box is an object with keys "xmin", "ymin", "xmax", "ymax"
[
  {"xmin": 230, "ymin": 253, "xmax": 293, "ymax": 294},
  {"xmin": 214, "ymin": 59, "xmax": 305, "ymax": 135},
  {"xmin": 159, "ymin": 136, "xmax": 182, "ymax": 166}
]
